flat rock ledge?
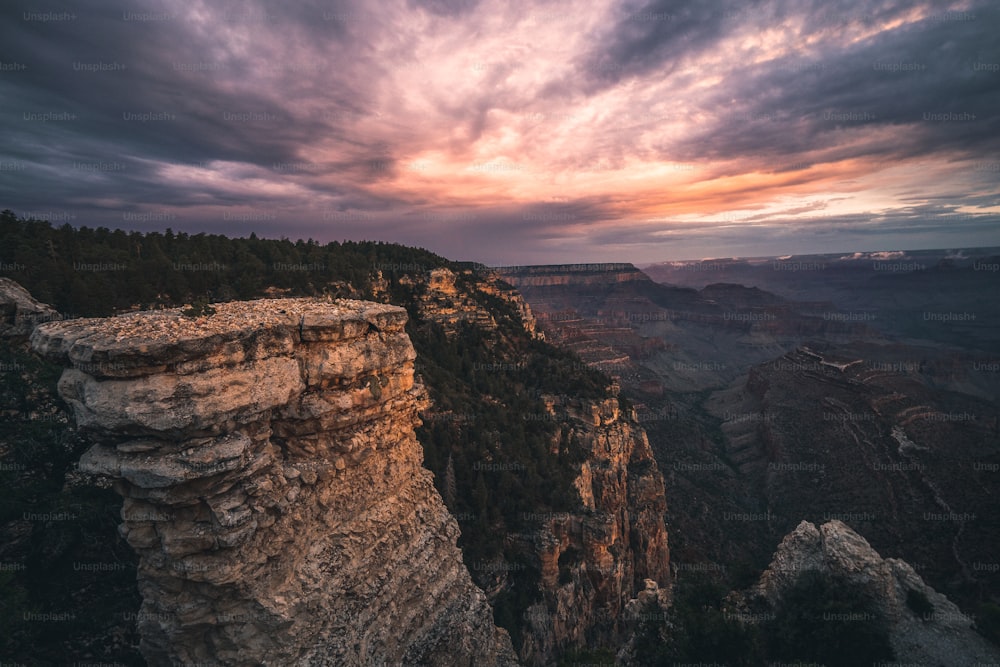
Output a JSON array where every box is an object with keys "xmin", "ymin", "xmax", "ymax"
[{"xmin": 32, "ymin": 298, "xmax": 518, "ymax": 667}]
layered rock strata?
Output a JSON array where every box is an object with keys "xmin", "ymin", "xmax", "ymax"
[
  {"xmin": 32, "ymin": 298, "xmax": 518, "ymax": 666},
  {"xmin": 401, "ymin": 267, "xmax": 541, "ymax": 339},
  {"xmin": 498, "ymin": 264, "xmax": 652, "ymax": 288},
  {"xmin": 518, "ymin": 397, "xmax": 671, "ymax": 665}
]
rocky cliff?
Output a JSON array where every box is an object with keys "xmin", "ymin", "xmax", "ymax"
[
  {"xmin": 31, "ymin": 298, "xmax": 518, "ymax": 666},
  {"xmin": 386, "ymin": 266, "xmax": 669, "ymax": 663},
  {"xmin": 746, "ymin": 520, "xmax": 1000, "ymax": 666},
  {"xmin": 0, "ymin": 277, "xmax": 60, "ymax": 337},
  {"xmin": 517, "ymin": 396, "xmax": 671, "ymax": 665},
  {"xmin": 401, "ymin": 267, "xmax": 541, "ymax": 339}
]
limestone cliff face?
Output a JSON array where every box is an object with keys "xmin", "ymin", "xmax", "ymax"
[
  {"xmin": 31, "ymin": 298, "xmax": 518, "ymax": 666},
  {"xmin": 518, "ymin": 396, "xmax": 671, "ymax": 665},
  {"xmin": 402, "ymin": 267, "xmax": 541, "ymax": 339},
  {"xmin": 749, "ymin": 520, "xmax": 1000, "ymax": 666},
  {"xmin": 476, "ymin": 270, "xmax": 542, "ymax": 340}
]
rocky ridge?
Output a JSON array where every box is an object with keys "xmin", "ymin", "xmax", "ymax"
[
  {"xmin": 705, "ymin": 343, "xmax": 1000, "ymax": 606},
  {"xmin": 31, "ymin": 298, "xmax": 518, "ymax": 666},
  {"xmin": 0, "ymin": 277, "xmax": 60, "ymax": 337},
  {"xmin": 746, "ymin": 519, "xmax": 1000, "ymax": 666},
  {"xmin": 498, "ymin": 264, "xmax": 651, "ymax": 288}
]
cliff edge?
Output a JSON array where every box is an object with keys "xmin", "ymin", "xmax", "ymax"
[{"xmin": 31, "ymin": 298, "xmax": 518, "ymax": 666}]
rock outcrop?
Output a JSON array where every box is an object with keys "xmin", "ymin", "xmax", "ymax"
[
  {"xmin": 517, "ymin": 396, "xmax": 671, "ymax": 665},
  {"xmin": 0, "ymin": 277, "xmax": 59, "ymax": 337},
  {"xmin": 705, "ymin": 343, "xmax": 1000, "ymax": 606},
  {"xmin": 749, "ymin": 520, "xmax": 1000, "ymax": 666},
  {"xmin": 31, "ymin": 298, "xmax": 518, "ymax": 666},
  {"xmin": 401, "ymin": 267, "xmax": 541, "ymax": 339}
]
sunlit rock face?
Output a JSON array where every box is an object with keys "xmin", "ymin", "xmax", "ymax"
[
  {"xmin": 32, "ymin": 298, "xmax": 518, "ymax": 666},
  {"xmin": 517, "ymin": 396, "xmax": 671, "ymax": 666},
  {"xmin": 400, "ymin": 266, "xmax": 542, "ymax": 339}
]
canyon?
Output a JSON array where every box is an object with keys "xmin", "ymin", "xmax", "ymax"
[
  {"xmin": 20, "ymin": 277, "xmax": 673, "ymax": 665},
  {"xmin": 501, "ymin": 259, "xmax": 1000, "ymax": 637},
  {"xmin": 4, "ymin": 229, "xmax": 997, "ymax": 663},
  {"xmin": 395, "ymin": 266, "xmax": 672, "ymax": 664}
]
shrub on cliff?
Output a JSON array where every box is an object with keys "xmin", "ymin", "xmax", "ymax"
[{"xmin": 181, "ymin": 297, "xmax": 216, "ymax": 317}]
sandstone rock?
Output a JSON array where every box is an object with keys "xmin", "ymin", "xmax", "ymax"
[{"xmin": 32, "ymin": 298, "xmax": 518, "ymax": 666}]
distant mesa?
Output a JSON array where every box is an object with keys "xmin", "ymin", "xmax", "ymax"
[{"xmin": 497, "ymin": 263, "xmax": 651, "ymax": 287}]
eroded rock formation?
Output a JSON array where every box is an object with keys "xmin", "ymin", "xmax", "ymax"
[
  {"xmin": 749, "ymin": 520, "xmax": 1000, "ymax": 666},
  {"xmin": 518, "ymin": 396, "xmax": 671, "ymax": 665},
  {"xmin": 31, "ymin": 298, "xmax": 518, "ymax": 666},
  {"xmin": 0, "ymin": 277, "xmax": 60, "ymax": 337},
  {"xmin": 401, "ymin": 267, "xmax": 541, "ymax": 339}
]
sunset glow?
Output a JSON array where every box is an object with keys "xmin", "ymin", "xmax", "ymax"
[{"xmin": 2, "ymin": 0, "xmax": 998, "ymax": 262}]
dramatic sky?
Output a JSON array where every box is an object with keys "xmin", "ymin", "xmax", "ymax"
[{"xmin": 2, "ymin": 0, "xmax": 999, "ymax": 264}]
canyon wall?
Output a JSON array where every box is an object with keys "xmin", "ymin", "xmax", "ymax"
[
  {"xmin": 402, "ymin": 266, "xmax": 542, "ymax": 339},
  {"xmin": 395, "ymin": 266, "xmax": 672, "ymax": 663},
  {"xmin": 518, "ymin": 396, "xmax": 671, "ymax": 664},
  {"xmin": 31, "ymin": 298, "xmax": 518, "ymax": 666},
  {"xmin": 705, "ymin": 344, "xmax": 1000, "ymax": 606}
]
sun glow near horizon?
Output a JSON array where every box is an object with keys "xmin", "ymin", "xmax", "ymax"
[{"xmin": 1, "ymin": 0, "xmax": 998, "ymax": 262}]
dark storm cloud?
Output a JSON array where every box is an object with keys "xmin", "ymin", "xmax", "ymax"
[
  {"xmin": 1, "ymin": 0, "xmax": 997, "ymax": 261},
  {"xmin": 4, "ymin": 1, "xmax": 310, "ymax": 163},
  {"xmin": 576, "ymin": 0, "xmax": 740, "ymax": 87},
  {"xmin": 0, "ymin": 0, "xmax": 397, "ymax": 216},
  {"xmin": 698, "ymin": 14, "xmax": 997, "ymax": 165},
  {"xmin": 576, "ymin": 0, "xmax": 1000, "ymax": 169}
]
